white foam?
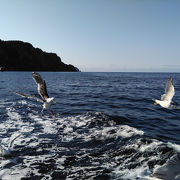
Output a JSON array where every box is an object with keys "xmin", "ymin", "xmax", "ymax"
[
  {"xmin": 112, "ymin": 138, "xmax": 168, "ymax": 179},
  {"xmin": 56, "ymin": 156, "xmax": 66, "ymax": 170},
  {"xmin": 1, "ymin": 108, "xmax": 179, "ymax": 180},
  {"xmin": 63, "ymin": 126, "xmax": 73, "ymax": 134},
  {"xmin": 115, "ymin": 165, "xmax": 151, "ymax": 180},
  {"xmin": 55, "ymin": 113, "xmax": 144, "ymax": 143},
  {"xmin": 7, "ymin": 108, "xmax": 22, "ymax": 121},
  {"xmin": 139, "ymin": 140, "xmax": 163, "ymax": 152},
  {"xmin": 167, "ymin": 142, "xmax": 180, "ymax": 152},
  {"xmin": 28, "ymin": 113, "xmax": 58, "ymax": 134},
  {"xmin": 18, "ymin": 100, "xmax": 27, "ymax": 105},
  {"xmin": 116, "ymin": 125, "xmax": 144, "ymax": 138},
  {"xmin": 0, "ymin": 166, "xmax": 34, "ymax": 180}
]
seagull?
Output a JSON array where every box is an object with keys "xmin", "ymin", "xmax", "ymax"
[
  {"xmin": 153, "ymin": 76, "xmax": 177, "ymax": 109},
  {"xmin": 15, "ymin": 72, "xmax": 56, "ymax": 116},
  {"xmin": 0, "ymin": 134, "xmax": 21, "ymax": 156}
]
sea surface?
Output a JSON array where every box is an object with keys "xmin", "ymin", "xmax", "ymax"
[{"xmin": 0, "ymin": 72, "xmax": 180, "ymax": 180}]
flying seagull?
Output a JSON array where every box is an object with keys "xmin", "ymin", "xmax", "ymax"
[
  {"xmin": 153, "ymin": 76, "xmax": 177, "ymax": 109},
  {"xmin": 15, "ymin": 72, "xmax": 56, "ymax": 115},
  {"xmin": 0, "ymin": 134, "xmax": 21, "ymax": 156}
]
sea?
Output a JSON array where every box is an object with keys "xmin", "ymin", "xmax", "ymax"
[{"xmin": 0, "ymin": 72, "xmax": 180, "ymax": 180}]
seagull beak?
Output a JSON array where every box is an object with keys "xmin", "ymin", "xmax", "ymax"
[{"xmin": 53, "ymin": 100, "xmax": 56, "ymax": 104}]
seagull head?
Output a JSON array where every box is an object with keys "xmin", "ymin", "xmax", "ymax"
[
  {"xmin": 46, "ymin": 97, "xmax": 56, "ymax": 104},
  {"xmin": 0, "ymin": 145, "xmax": 11, "ymax": 157},
  {"xmin": 152, "ymin": 98, "xmax": 158, "ymax": 105}
]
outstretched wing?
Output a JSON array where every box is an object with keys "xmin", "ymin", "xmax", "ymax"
[
  {"xmin": 32, "ymin": 72, "xmax": 49, "ymax": 100},
  {"xmin": 161, "ymin": 77, "xmax": 175, "ymax": 102},
  {"xmin": 9, "ymin": 134, "xmax": 21, "ymax": 149},
  {"xmin": 15, "ymin": 92, "xmax": 44, "ymax": 103}
]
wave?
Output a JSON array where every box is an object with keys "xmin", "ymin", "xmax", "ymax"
[
  {"xmin": 0, "ymin": 103, "xmax": 179, "ymax": 179},
  {"xmin": 152, "ymin": 153, "xmax": 180, "ymax": 180}
]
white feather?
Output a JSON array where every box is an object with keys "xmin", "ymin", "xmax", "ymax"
[
  {"xmin": 0, "ymin": 134, "xmax": 21, "ymax": 156},
  {"xmin": 154, "ymin": 77, "xmax": 175, "ymax": 108}
]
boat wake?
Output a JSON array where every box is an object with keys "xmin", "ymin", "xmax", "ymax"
[{"xmin": 0, "ymin": 101, "xmax": 180, "ymax": 179}]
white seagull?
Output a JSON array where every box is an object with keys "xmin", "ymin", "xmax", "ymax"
[
  {"xmin": 0, "ymin": 134, "xmax": 21, "ymax": 156},
  {"xmin": 153, "ymin": 76, "xmax": 177, "ymax": 109},
  {"xmin": 15, "ymin": 72, "xmax": 56, "ymax": 116}
]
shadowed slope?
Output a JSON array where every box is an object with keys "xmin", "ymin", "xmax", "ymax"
[{"xmin": 0, "ymin": 40, "xmax": 78, "ymax": 72}]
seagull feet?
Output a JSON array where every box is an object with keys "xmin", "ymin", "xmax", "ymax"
[{"xmin": 50, "ymin": 109, "xmax": 54, "ymax": 117}]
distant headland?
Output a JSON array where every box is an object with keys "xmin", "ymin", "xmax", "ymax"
[{"xmin": 0, "ymin": 40, "xmax": 79, "ymax": 72}]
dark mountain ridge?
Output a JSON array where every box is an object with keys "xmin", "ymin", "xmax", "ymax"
[{"xmin": 0, "ymin": 40, "xmax": 78, "ymax": 71}]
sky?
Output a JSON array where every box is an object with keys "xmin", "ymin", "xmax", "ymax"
[{"xmin": 0, "ymin": 0, "xmax": 180, "ymax": 72}]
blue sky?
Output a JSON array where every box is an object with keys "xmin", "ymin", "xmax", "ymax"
[{"xmin": 0, "ymin": 0, "xmax": 180, "ymax": 72}]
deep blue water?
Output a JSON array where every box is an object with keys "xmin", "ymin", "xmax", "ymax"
[{"xmin": 0, "ymin": 72, "xmax": 180, "ymax": 179}]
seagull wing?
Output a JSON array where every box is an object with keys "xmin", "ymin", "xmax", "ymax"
[
  {"xmin": 15, "ymin": 92, "xmax": 44, "ymax": 103},
  {"xmin": 161, "ymin": 77, "xmax": 175, "ymax": 102},
  {"xmin": 9, "ymin": 134, "xmax": 21, "ymax": 149},
  {"xmin": 32, "ymin": 72, "xmax": 49, "ymax": 101}
]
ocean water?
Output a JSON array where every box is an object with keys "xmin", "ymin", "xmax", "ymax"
[{"xmin": 0, "ymin": 72, "xmax": 180, "ymax": 180}]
